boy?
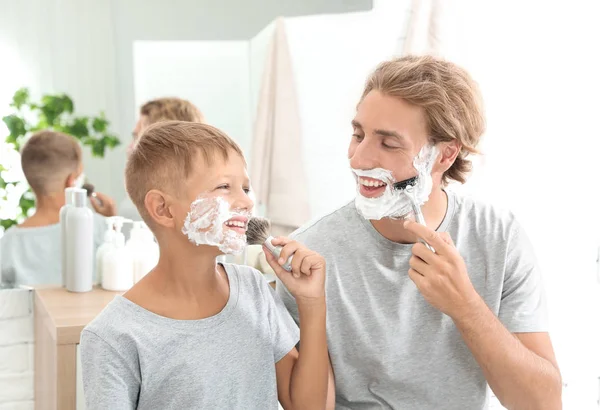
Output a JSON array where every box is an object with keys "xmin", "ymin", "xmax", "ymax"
[
  {"xmin": 116, "ymin": 97, "xmax": 205, "ymax": 226},
  {"xmin": 80, "ymin": 121, "xmax": 334, "ymax": 409},
  {"xmin": 0, "ymin": 130, "xmax": 109, "ymax": 286}
]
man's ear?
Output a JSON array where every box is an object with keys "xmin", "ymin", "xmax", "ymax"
[
  {"xmin": 432, "ymin": 140, "xmax": 461, "ymax": 175},
  {"xmin": 145, "ymin": 189, "xmax": 176, "ymax": 228}
]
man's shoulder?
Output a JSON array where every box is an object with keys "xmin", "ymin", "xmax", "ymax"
[
  {"xmin": 450, "ymin": 190, "xmax": 520, "ymax": 243},
  {"xmin": 291, "ymin": 201, "xmax": 356, "ymax": 244}
]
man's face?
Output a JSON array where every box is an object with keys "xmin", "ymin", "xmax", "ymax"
[
  {"xmin": 127, "ymin": 115, "xmax": 151, "ymax": 156},
  {"xmin": 348, "ymin": 90, "xmax": 431, "ymax": 196}
]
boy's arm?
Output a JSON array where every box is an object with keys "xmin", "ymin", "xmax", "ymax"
[
  {"xmin": 275, "ymin": 297, "xmax": 334, "ymax": 410},
  {"xmin": 80, "ymin": 330, "xmax": 139, "ymax": 410}
]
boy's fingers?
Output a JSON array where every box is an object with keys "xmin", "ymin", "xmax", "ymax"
[
  {"xmin": 278, "ymin": 241, "xmax": 301, "ymax": 266},
  {"xmin": 263, "ymin": 246, "xmax": 290, "ymax": 278},
  {"xmin": 270, "ymin": 236, "xmax": 292, "ymax": 247}
]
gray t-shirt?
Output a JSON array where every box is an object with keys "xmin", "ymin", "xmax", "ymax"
[
  {"xmin": 276, "ymin": 190, "xmax": 548, "ymax": 410},
  {"xmin": 0, "ymin": 213, "xmax": 106, "ymax": 286},
  {"xmin": 80, "ymin": 263, "xmax": 299, "ymax": 410}
]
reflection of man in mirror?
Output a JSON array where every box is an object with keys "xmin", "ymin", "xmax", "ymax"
[
  {"xmin": 276, "ymin": 55, "xmax": 562, "ymax": 409},
  {"xmin": 119, "ymin": 98, "xmax": 204, "ymax": 225}
]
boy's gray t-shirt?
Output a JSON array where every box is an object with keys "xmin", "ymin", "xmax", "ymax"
[
  {"xmin": 80, "ymin": 263, "xmax": 299, "ymax": 410},
  {"xmin": 276, "ymin": 190, "xmax": 548, "ymax": 410},
  {"xmin": 0, "ymin": 213, "xmax": 106, "ymax": 286}
]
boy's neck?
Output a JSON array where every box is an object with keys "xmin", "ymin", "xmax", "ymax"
[
  {"xmin": 20, "ymin": 193, "xmax": 65, "ymax": 227},
  {"xmin": 152, "ymin": 244, "xmax": 227, "ymax": 297}
]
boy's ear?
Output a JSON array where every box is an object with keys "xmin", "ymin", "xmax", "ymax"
[
  {"xmin": 145, "ymin": 189, "xmax": 175, "ymax": 228},
  {"xmin": 65, "ymin": 172, "xmax": 76, "ymax": 188}
]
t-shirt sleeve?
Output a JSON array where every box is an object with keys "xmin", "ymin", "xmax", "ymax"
[
  {"xmin": 260, "ymin": 276, "xmax": 300, "ymax": 362},
  {"xmin": 498, "ymin": 219, "xmax": 549, "ymax": 333},
  {"xmin": 80, "ymin": 329, "xmax": 140, "ymax": 410}
]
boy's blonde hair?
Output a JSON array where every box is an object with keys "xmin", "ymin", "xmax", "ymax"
[
  {"xmin": 140, "ymin": 98, "xmax": 204, "ymax": 125},
  {"xmin": 20, "ymin": 130, "xmax": 82, "ymax": 195},
  {"xmin": 125, "ymin": 121, "xmax": 243, "ymax": 225},
  {"xmin": 362, "ymin": 55, "xmax": 486, "ymax": 185}
]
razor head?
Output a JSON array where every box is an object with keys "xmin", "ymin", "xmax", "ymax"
[{"xmin": 393, "ymin": 176, "xmax": 418, "ymax": 191}]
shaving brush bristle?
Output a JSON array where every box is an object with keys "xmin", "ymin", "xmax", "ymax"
[{"xmin": 246, "ymin": 217, "xmax": 272, "ymax": 245}]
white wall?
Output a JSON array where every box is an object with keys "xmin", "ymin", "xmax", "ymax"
[
  {"xmin": 133, "ymin": 41, "xmax": 253, "ymax": 155},
  {"xmin": 0, "ymin": 289, "xmax": 34, "ymax": 410}
]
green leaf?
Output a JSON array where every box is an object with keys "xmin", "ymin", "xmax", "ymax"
[
  {"xmin": 18, "ymin": 193, "xmax": 36, "ymax": 211},
  {"xmin": 65, "ymin": 117, "xmax": 89, "ymax": 139},
  {"xmin": 1, "ymin": 218, "xmax": 17, "ymax": 231},
  {"xmin": 40, "ymin": 94, "xmax": 74, "ymax": 126},
  {"xmin": 10, "ymin": 88, "xmax": 30, "ymax": 110},
  {"xmin": 2, "ymin": 115, "xmax": 27, "ymax": 140},
  {"xmin": 92, "ymin": 116, "xmax": 108, "ymax": 133},
  {"xmin": 102, "ymin": 134, "xmax": 120, "ymax": 148}
]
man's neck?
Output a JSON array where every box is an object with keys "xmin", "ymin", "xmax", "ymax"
[
  {"xmin": 370, "ymin": 188, "xmax": 448, "ymax": 244},
  {"xmin": 20, "ymin": 193, "xmax": 65, "ymax": 227}
]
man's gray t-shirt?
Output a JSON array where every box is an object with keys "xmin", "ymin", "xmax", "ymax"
[
  {"xmin": 80, "ymin": 263, "xmax": 299, "ymax": 410},
  {"xmin": 276, "ymin": 190, "xmax": 548, "ymax": 410}
]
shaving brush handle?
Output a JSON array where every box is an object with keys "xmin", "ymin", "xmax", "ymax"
[{"xmin": 264, "ymin": 236, "xmax": 294, "ymax": 272}]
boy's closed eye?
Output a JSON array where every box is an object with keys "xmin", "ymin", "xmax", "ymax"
[{"xmin": 216, "ymin": 184, "xmax": 251, "ymax": 194}]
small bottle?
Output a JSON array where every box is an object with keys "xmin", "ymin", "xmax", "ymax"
[
  {"xmin": 95, "ymin": 218, "xmax": 116, "ymax": 285},
  {"xmin": 126, "ymin": 221, "xmax": 159, "ymax": 283},
  {"xmin": 59, "ymin": 187, "xmax": 77, "ymax": 287},
  {"xmin": 101, "ymin": 217, "xmax": 134, "ymax": 291},
  {"xmin": 65, "ymin": 189, "xmax": 94, "ymax": 293}
]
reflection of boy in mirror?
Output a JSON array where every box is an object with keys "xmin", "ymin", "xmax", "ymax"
[
  {"xmin": 119, "ymin": 98, "xmax": 204, "ymax": 225},
  {"xmin": 0, "ymin": 131, "xmax": 108, "ymax": 286}
]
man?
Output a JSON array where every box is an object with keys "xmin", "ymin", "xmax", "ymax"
[{"xmin": 276, "ymin": 55, "xmax": 562, "ymax": 409}]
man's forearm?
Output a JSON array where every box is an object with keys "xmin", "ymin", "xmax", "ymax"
[
  {"xmin": 453, "ymin": 297, "xmax": 561, "ymax": 410},
  {"xmin": 290, "ymin": 297, "xmax": 329, "ymax": 410}
]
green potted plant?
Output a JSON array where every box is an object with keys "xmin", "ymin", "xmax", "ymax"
[{"xmin": 0, "ymin": 88, "xmax": 120, "ymax": 231}]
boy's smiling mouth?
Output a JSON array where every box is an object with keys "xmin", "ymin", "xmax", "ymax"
[{"xmin": 224, "ymin": 216, "xmax": 248, "ymax": 234}]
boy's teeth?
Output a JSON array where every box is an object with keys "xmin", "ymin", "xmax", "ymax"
[{"xmin": 225, "ymin": 221, "xmax": 246, "ymax": 228}]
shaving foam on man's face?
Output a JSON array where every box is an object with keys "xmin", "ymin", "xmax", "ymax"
[
  {"xmin": 352, "ymin": 144, "xmax": 439, "ymax": 220},
  {"xmin": 182, "ymin": 195, "xmax": 251, "ymax": 255}
]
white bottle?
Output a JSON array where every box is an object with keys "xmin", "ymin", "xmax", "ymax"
[
  {"xmin": 126, "ymin": 221, "xmax": 159, "ymax": 283},
  {"xmin": 95, "ymin": 217, "xmax": 116, "ymax": 285},
  {"xmin": 101, "ymin": 217, "xmax": 134, "ymax": 291},
  {"xmin": 60, "ymin": 187, "xmax": 77, "ymax": 287},
  {"xmin": 65, "ymin": 189, "xmax": 94, "ymax": 292}
]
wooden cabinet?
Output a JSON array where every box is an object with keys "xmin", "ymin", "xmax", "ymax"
[{"xmin": 34, "ymin": 287, "xmax": 120, "ymax": 410}]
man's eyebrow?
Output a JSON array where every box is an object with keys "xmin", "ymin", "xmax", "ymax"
[{"xmin": 373, "ymin": 129, "xmax": 404, "ymax": 140}]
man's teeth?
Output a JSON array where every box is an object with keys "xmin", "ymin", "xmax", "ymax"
[
  {"xmin": 225, "ymin": 221, "xmax": 246, "ymax": 228},
  {"xmin": 359, "ymin": 178, "xmax": 386, "ymax": 187}
]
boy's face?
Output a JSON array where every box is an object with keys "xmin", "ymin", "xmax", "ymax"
[{"xmin": 172, "ymin": 151, "xmax": 254, "ymax": 255}]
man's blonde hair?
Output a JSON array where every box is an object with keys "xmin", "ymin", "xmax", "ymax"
[
  {"xmin": 140, "ymin": 98, "xmax": 204, "ymax": 125},
  {"xmin": 125, "ymin": 121, "xmax": 244, "ymax": 224},
  {"xmin": 362, "ymin": 55, "xmax": 486, "ymax": 185},
  {"xmin": 20, "ymin": 130, "xmax": 82, "ymax": 195}
]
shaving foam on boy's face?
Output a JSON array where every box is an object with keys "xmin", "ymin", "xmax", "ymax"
[
  {"xmin": 182, "ymin": 195, "xmax": 251, "ymax": 255},
  {"xmin": 353, "ymin": 144, "xmax": 439, "ymax": 220}
]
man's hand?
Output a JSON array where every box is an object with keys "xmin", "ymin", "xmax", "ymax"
[
  {"xmin": 263, "ymin": 238, "xmax": 325, "ymax": 304},
  {"xmin": 90, "ymin": 192, "xmax": 117, "ymax": 217},
  {"xmin": 403, "ymin": 219, "xmax": 481, "ymax": 319}
]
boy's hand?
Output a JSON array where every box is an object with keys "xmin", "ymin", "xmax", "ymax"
[
  {"xmin": 90, "ymin": 192, "xmax": 117, "ymax": 217},
  {"xmin": 263, "ymin": 237, "xmax": 325, "ymax": 303}
]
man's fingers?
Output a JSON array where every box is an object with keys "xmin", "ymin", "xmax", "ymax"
[
  {"xmin": 438, "ymin": 231, "xmax": 454, "ymax": 246},
  {"xmin": 403, "ymin": 219, "xmax": 452, "ymax": 255},
  {"xmin": 412, "ymin": 242, "xmax": 437, "ymax": 264},
  {"xmin": 409, "ymin": 255, "xmax": 429, "ymax": 277}
]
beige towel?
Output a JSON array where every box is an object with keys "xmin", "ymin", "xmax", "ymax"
[{"xmin": 250, "ymin": 17, "xmax": 310, "ymax": 236}]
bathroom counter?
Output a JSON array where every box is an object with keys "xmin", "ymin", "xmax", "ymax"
[{"xmin": 34, "ymin": 286, "xmax": 121, "ymax": 410}]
